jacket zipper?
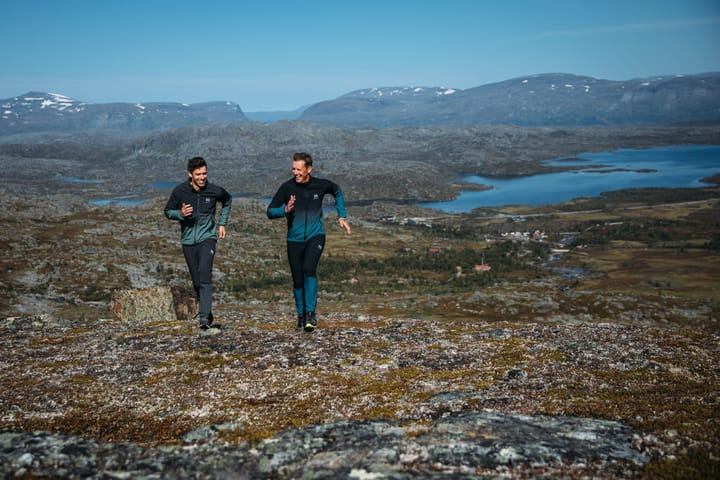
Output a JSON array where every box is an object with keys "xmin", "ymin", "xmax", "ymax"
[
  {"xmin": 194, "ymin": 189, "xmax": 200, "ymax": 244},
  {"xmin": 303, "ymin": 187, "xmax": 309, "ymax": 241}
]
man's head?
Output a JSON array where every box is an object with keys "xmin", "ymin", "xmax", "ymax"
[
  {"xmin": 292, "ymin": 152, "xmax": 313, "ymax": 184},
  {"xmin": 187, "ymin": 156, "xmax": 208, "ymax": 190}
]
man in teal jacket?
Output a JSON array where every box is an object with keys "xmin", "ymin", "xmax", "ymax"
[
  {"xmin": 267, "ymin": 152, "xmax": 351, "ymax": 332},
  {"xmin": 165, "ymin": 157, "xmax": 232, "ymax": 329}
]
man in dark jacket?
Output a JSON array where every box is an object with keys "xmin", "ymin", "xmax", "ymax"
[
  {"xmin": 165, "ymin": 157, "xmax": 232, "ymax": 329},
  {"xmin": 267, "ymin": 152, "xmax": 351, "ymax": 332}
]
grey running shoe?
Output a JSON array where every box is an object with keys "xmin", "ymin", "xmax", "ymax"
[{"xmin": 304, "ymin": 311, "xmax": 317, "ymax": 332}]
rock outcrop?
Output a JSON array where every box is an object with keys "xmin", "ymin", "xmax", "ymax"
[
  {"xmin": 110, "ymin": 286, "xmax": 198, "ymax": 322},
  {"xmin": 2, "ymin": 412, "xmax": 646, "ymax": 479},
  {"xmin": 1, "ymin": 311, "xmax": 717, "ymax": 478}
]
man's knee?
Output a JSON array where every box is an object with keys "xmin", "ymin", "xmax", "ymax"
[{"xmin": 197, "ymin": 266, "xmax": 213, "ymax": 280}]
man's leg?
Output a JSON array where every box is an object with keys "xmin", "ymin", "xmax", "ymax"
[
  {"xmin": 287, "ymin": 242, "xmax": 306, "ymax": 327},
  {"xmin": 302, "ymin": 235, "xmax": 326, "ymax": 324},
  {"xmin": 183, "ymin": 243, "xmax": 205, "ymax": 327},
  {"xmin": 195, "ymin": 239, "xmax": 217, "ymax": 322},
  {"xmin": 182, "ymin": 242, "xmax": 201, "ymax": 299}
]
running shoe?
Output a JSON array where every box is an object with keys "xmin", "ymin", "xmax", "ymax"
[{"xmin": 304, "ymin": 311, "xmax": 317, "ymax": 332}]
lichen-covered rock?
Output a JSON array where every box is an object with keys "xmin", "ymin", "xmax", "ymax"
[
  {"xmin": 0, "ymin": 412, "xmax": 646, "ymax": 479},
  {"xmin": 110, "ymin": 286, "xmax": 197, "ymax": 321}
]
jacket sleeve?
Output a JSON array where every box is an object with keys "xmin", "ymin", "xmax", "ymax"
[
  {"xmin": 266, "ymin": 185, "xmax": 288, "ymax": 219},
  {"xmin": 164, "ymin": 190, "xmax": 183, "ymax": 221},
  {"xmin": 332, "ymin": 183, "xmax": 348, "ymax": 219},
  {"xmin": 218, "ymin": 188, "xmax": 232, "ymax": 226}
]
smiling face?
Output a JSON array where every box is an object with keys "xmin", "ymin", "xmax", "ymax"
[
  {"xmin": 292, "ymin": 160, "xmax": 312, "ymax": 184},
  {"xmin": 188, "ymin": 165, "xmax": 208, "ymax": 190}
]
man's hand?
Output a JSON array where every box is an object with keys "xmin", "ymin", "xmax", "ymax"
[
  {"xmin": 284, "ymin": 195, "xmax": 296, "ymax": 214},
  {"xmin": 339, "ymin": 217, "xmax": 351, "ymax": 235},
  {"xmin": 181, "ymin": 203, "xmax": 193, "ymax": 217},
  {"xmin": 218, "ymin": 225, "xmax": 227, "ymax": 239}
]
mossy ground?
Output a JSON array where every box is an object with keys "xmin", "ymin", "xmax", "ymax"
[{"xmin": 1, "ymin": 187, "xmax": 719, "ymax": 478}]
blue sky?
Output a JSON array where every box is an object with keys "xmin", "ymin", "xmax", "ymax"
[{"xmin": 2, "ymin": 0, "xmax": 719, "ymax": 111}]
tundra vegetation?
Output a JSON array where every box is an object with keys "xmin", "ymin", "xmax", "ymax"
[{"xmin": 0, "ymin": 123, "xmax": 718, "ymax": 478}]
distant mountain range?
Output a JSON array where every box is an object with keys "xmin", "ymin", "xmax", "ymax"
[
  {"xmin": 2, "ymin": 73, "xmax": 719, "ymax": 136},
  {"xmin": 244, "ymin": 106, "xmax": 307, "ymax": 122},
  {"xmin": 300, "ymin": 73, "xmax": 720, "ymax": 127},
  {"xmin": 0, "ymin": 93, "xmax": 249, "ymax": 136}
]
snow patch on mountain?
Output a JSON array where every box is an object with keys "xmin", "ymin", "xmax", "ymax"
[{"xmin": 349, "ymin": 86, "xmax": 458, "ymax": 99}]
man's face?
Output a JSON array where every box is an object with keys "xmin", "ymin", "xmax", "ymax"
[
  {"xmin": 188, "ymin": 166, "xmax": 208, "ymax": 190},
  {"xmin": 292, "ymin": 160, "xmax": 312, "ymax": 184}
]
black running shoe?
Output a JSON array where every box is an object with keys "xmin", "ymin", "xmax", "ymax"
[
  {"xmin": 304, "ymin": 311, "xmax": 317, "ymax": 332},
  {"xmin": 297, "ymin": 313, "xmax": 305, "ymax": 329},
  {"xmin": 199, "ymin": 316, "xmax": 210, "ymax": 330}
]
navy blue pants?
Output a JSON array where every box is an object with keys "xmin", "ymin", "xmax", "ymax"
[{"xmin": 182, "ymin": 238, "xmax": 216, "ymax": 318}]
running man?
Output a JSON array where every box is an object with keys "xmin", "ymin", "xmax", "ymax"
[
  {"xmin": 267, "ymin": 152, "xmax": 351, "ymax": 332},
  {"xmin": 164, "ymin": 157, "xmax": 232, "ymax": 329}
]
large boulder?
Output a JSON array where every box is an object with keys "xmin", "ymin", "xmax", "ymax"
[{"xmin": 110, "ymin": 286, "xmax": 197, "ymax": 321}]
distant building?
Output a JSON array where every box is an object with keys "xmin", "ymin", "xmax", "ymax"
[{"xmin": 402, "ymin": 217, "xmax": 433, "ymax": 227}]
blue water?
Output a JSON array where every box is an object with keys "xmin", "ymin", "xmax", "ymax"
[
  {"xmin": 54, "ymin": 177, "xmax": 142, "ymax": 205},
  {"xmin": 54, "ymin": 177, "xmax": 104, "ymax": 184},
  {"xmin": 152, "ymin": 181, "xmax": 180, "ymax": 190},
  {"xmin": 420, "ymin": 145, "xmax": 720, "ymax": 212},
  {"xmin": 83, "ymin": 181, "xmax": 177, "ymax": 205},
  {"xmin": 90, "ymin": 195, "xmax": 143, "ymax": 206}
]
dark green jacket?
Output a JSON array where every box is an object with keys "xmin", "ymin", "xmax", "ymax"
[{"xmin": 164, "ymin": 181, "xmax": 232, "ymax": 245}]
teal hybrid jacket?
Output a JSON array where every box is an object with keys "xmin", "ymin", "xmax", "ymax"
[
  {"xmin": 164, "ymin": 181, "xmax": 232, "ymax": 245},
  {"xmin": 266, "ymin": 176, "xmax": 347, "ymax": 242}
]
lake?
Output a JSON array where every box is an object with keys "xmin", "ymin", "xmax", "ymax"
[
  {"xmin": 420, "ymin": 145, "xmax": 720, "ymax": 212},
  {"xmin": 90, "ymin": 196, "xmax": 144, "ymax": 206}
]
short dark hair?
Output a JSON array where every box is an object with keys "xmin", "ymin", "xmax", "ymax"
[
  {"xmin": 293, "ymin": 152, "xmax": 312, "ymax": 167},
  {"xmin": 187, "ymin": 156, "xmax": 207, "ymax": 172}
]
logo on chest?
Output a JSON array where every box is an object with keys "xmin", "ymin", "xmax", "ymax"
[{"xmin": 313, "ymin": 194, "xmax": 320, "ymax": 201}]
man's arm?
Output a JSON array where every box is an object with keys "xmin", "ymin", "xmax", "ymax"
[
  {"xmin": 267, "ymin": 185, "xmax": 289, "ymax": 219},
  {"xmin": 332, "ymin": 183, "xmax": 348, "ymax": 219},
  {"xmin": 218, "ymin": 189, "xmax": 232, "ymax": 225},
  {"xmin": 332, "ymin": 183, "xmax": 351, "ymax": 235},
  {"xmin": 164, "ymin": 190, "xmax": 183, "ymax": 220},
  {"xmin": 217, "ymin": 189, "xmax": 232, "ymax": 239}
]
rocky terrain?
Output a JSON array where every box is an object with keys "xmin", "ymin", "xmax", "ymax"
[
  {"xmin": 2, "ymin": 122, "xmax": 719, "ymax": 205},
  {"xmin": 2, "ymin": 313, "xmax": 696, "ymax": 479},
  {"xmin": 1, "ymin": 179, "xmax": 719, "ymax": 477},
  {"xmin": 1, "ymin": 117, "xmax": 719, "ymax": 477}
]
